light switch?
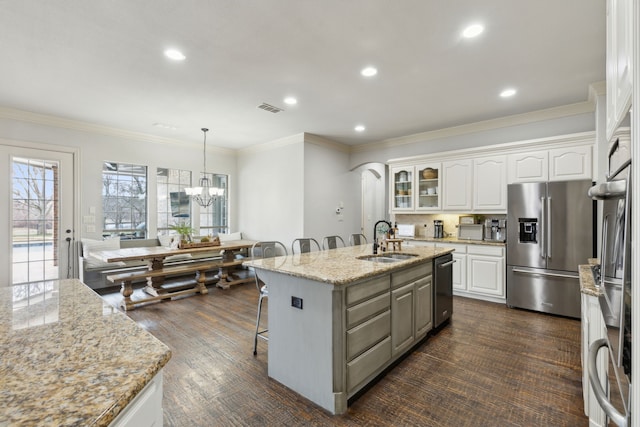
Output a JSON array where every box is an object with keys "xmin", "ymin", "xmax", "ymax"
[{"xmin": 86, "ymin": 225, "xmax": 96, "ymax": 233}]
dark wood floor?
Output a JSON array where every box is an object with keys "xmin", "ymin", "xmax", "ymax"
[{"xmin": 101, "ymin": 283, "xmax": 588, "ymax": 427}]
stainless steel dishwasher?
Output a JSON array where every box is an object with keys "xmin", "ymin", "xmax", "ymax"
[{"xmin": 433, "ymin": 253, "xmax": 454, "ymax": 328}]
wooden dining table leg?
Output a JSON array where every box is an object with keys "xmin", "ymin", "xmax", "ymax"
[{"xmin": 143, "ymin": 257, "xmax": 167, "ymax": 297}]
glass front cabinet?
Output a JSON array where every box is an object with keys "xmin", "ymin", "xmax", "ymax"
[
  {"xmin": 391, "ymin": 166, "xmax": 414, "ymax": 211},
  {"xmin": 391, "ymin": 164, "xmax": 441, "ymax": 212},
  {"xmin": 416, "ymin": 163, "xmax": 440, "ymax": 210}
]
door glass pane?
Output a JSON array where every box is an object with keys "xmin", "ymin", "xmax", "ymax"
[{"xmin": 12, "ymin": 157, "xmax": 59, "ymax": 284}]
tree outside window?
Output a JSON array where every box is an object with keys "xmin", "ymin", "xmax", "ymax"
[{"xmin": 102, "ymin": 162, "xmax": 147, "ymax": 239}]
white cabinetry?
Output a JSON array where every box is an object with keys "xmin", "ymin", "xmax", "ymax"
[
  {"xmin": 473, "ymin": 156, "xmax": 507, "ymax": 211},
  {"xmin": 467, "ymin": 245, "xmax": 505, "ymax": 298},
  {"xmin": 416, "ymin": 163, "xmax": 441, "ymax": 210},
  {"xmin": 391, "ymin": 166, "xmax": 414, "ymax": 211},
  {"xmin": 606, "ymin": 0, "xmax": 633, "ymax": 141},
  {"xmin": 548, "ymin": 146, "xmax": 592, "ymax": 181},
  {"xmin": 110, "ymin": 371, "xmax": 164, "ymax": 427},
  {"xmin": 442, "ymin": 159, "xmax": 472, "ymax": 211},
  {"xmin": 580, "ymin": 292, "xmax": 607, "ymax": 426},
  {"xmin": 508, "ymin": 145, "xmax": 592, "ymax": 183}
]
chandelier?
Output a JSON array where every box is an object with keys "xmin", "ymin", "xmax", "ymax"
[{"xmin": 184, "ymin": 128, "xmax": 224, "ymax": 207}]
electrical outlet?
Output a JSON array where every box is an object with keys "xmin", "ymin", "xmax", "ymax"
[{"xmin": 291, "ymin": 296, "xmax": 303, "ymax": 310}]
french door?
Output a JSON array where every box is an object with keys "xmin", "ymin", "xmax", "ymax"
[{"xmin": 0, "ymin": 144, "xmax": 75, "ymax": 286}]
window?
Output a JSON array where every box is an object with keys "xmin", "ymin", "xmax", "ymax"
[
  {"xmin": 157, "ymin": 167, "xmax": 192, "ymax": 235},
  {"xmin": 199, "ymin": 173, "xmax": 228, "ymax": 236},
  {"xmin": 102, "ymin": 162, "xmax": 147, "ymax": 239}
]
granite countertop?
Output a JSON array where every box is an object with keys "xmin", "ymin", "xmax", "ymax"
[
  {"xmin": 579, "ymin": 264, "xmax": 601, "ymax": 297},
  {"xmin": 0, "ymin": 279, "xmax": 171, "ymax": 426},
  {"xmin": 243, "ymin": 244, "xmax": 454, "ymax": 286},
  {"xmin": 405, "ymin": 236, "xmax": 506, "ymax": 247}
]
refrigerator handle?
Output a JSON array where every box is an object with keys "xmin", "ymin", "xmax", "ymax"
[
  {"xmin": 540, "ymin": 196, "xmax": 545, "ymax": 258},
  {"xmin": 547, "ymin": 197, "xmax": 552, "ymax": 259}
]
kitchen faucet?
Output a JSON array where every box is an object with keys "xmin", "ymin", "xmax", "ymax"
[{"xmin": 372, "ymin": 220, "xmax": 392, "ymax": 254}]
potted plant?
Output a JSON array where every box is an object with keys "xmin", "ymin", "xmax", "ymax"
[{"xmin": 169, "ymin": 221, "xmax": 194, "ymax": 245}]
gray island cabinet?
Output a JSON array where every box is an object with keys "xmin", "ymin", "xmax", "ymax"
[{"xmin": 244, "ymin": 245, "xmax": 452, "ymax": 414}]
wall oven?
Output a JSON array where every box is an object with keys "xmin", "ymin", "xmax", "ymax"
[{"xmin": 587, "ymin": 138, "xmax": 631, "ymax": 426}]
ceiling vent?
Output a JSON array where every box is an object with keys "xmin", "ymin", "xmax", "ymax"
[{"xmin": 257, "ymin": 103, "xmax": 284, "ymax": 113}]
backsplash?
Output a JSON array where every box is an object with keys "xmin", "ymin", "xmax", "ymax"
[{"xmin": 392, "ymin": 213, "xmax": 507, "ymax": 239}]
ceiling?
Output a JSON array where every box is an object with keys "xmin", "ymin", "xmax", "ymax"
[{"xmin": 0, "ymin": 1, "xmax": 605, "ymax": 150}]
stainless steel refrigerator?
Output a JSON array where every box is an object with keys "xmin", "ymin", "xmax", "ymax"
[{"xmin": 506, "ymin": 179, "xmax": 594, "ymax": 318}]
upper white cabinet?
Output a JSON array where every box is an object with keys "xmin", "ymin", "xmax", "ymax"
[
  {"xmin": 391, "ymin": 166, "xmax": 414, "ymax": 211},
  {"xmin": 473, "ymin": 156, "xmax": 507, "ymax": 211},
  {"xmin": 507, "ymin": 151, "xmax": 548, "ymax": 183},
  {"xmin": 548, "ymin": 146, "xmax": 592, "ymax": 181},
  {"xmin": 605, "ymin": 0, "xmax": 633, "ymax": 141},
  {"xmin": 416, "ymin": 163, "xmax": 441, "ymax": 211},
  {"xmin": 507, "ymin": 145, "xmax": 592, "ymax": 183},
  {"xmin": 388, "ymin": 132, "xmax": 594, "ymax": 214},
  {"xmin": 442, "ymin": 160, "xmax": 472, "ymax": 211}
]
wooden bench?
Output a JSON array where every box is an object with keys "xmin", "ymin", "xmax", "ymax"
[{"xmin": 107, "ymin": 261, "xmax": 220, "ymax": 310}]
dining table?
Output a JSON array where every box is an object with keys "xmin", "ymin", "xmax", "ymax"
[{"xmin": 92, "ymin": 239, "xmax": 257, "ymax": 297}]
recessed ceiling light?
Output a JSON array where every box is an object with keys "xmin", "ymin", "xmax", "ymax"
[
  {"xmin": 283, "ymin": 97, "xmax": 298, "ymax": 105},
  {"xmin": 361, "ymin": 67, "xmax": 378, "ymax": 77},
  {"xmin": 164, "ymin": 49, "xmax": 186, "ymax": 61},
  {"xmin": 153, "ymin": 122, "xmax": 178, "ymax": 130},
  {"xmin": 355, "ymin": 125, "xmax": 366, "ymax": 132},
  {"xmin": 500, "ymin": 88, "xmax": 517, "ymax": 98},
  {"xmin": 462, "ymin": 24, "xmax": 484, "ymax": 38}
]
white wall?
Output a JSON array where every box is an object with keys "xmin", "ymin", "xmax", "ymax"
[
  {"xmin": 0, "ymin": 113, "xmax": 237, "ymax": 240},
  {"xmin": 302, "ymin": 139, "xmax": 360, "ymax": 244},
  {"xmin": 236, "ymin": 135, "xmax": 305, "ymax": 244}
]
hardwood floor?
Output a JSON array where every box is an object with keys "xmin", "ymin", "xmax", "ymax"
[{"xmin": 100, "ymin": 284, "xmax": 588, "ymax": 426}]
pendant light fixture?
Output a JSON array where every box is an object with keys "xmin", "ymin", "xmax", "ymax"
[{"xmin": 184, "ymin": 128, "xmax": 224, "ymax": 207}]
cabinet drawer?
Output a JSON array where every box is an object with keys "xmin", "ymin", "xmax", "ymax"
[
  {"xmin": 347, "ymin": 336, "xmax": 392, "ymax": 392},
  {"xmin": 346, "ymin": 276, "xmax": 390, "ymax": 306},
  {"xmin": 346, "ymin": 310, "xmax": 390, "ymax": 361},
  {"xmin": 347, "ymin": 292, "xmax": 390, "ymax": 329},
  {"xmin": 443, "ymin": 243, "xmax": 467, "ymax": 254},
  {"xmin": 467, "ymin": 245, "xmax": 504, "ymax": 257},
  {"xmin": 392, "ymin": 263, "xmax": 431, "ymax": 288}
]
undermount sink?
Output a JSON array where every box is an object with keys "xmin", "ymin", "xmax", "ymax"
[{"xmin": 357, "ymin": 253, "xmax": 419, "ymax": 263}]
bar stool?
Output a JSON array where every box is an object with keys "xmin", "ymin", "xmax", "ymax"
[
  {"xmin": 251, "ymin": 241, "xmax": 287, "ymax": 355},
  {"xmin": 291, "ymin": 237, "xmax": 321, "ymax": 254},
  {"xmin": 349, "ymin": 233, "xmax": 368, "ymax": 246},
  {"xmin": 322, "ymin": 235, "xmax": 345, "ymax": 250}
]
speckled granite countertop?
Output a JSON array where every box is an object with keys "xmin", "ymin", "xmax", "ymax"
[
  {"xmin": 0, "ymin": 279, "xmax": 171, "ymax": 426},
  {"xmin": 243, "ymin": 244, "xmax": 454, "ymax": 285},
  {"xmin": 579, "ymin": 264, "xmax": 601, "ymax": 297},
  {"xmin": 405, "ymin": 236, "xmax": 506, "ymax": 247}
]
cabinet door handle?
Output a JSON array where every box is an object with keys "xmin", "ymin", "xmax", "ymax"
[
  {"xmin": 588, "ymin": 339, "xmax": 627, "ymax": 427},
  {"xmin": 438, "ymin": 260, "xmax": 456, "ymax": 268}
]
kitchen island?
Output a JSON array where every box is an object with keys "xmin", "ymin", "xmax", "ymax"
[
  {"xmin": 244, "ymin": 244, "xmax": 453, "ymax": 414},
  {"xmin": 0, "ymin": 279, "xmax": 171, "ymax": 426}
]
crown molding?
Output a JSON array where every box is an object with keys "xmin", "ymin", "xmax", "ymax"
[
  {"xmin": 0, "ymin": 107, "xmax": 235, "ymax": 155},
  {"xmin": 350, "ymin": 100, "xmax": 596, "ymax": 154},
  {"xmin": 388, "ymin": 130, "xmax": 596, "ymax": 164},
  {"xmin": 304, "ymin": 133, "xmax": 350, "ymax": 153},
  {"xmin": 237, "ymin": 132, "xmax": 304, "ymax": 155}
]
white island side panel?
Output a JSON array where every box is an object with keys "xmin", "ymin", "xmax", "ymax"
[{"xmin": 260, "ymin": 270, "xmax": 339, "ymax": 413}]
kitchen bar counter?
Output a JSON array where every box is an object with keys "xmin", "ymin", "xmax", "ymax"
[
  {"xmin": 0, "ymin": 279, "xmax": 171, "ymax": 426},
  {"xmin": 244, "ymin": 244, "xmax": 453, "ymax": 414},
  {"xmin": 243, "ymin": 243, "xmax": 454, "ymax": 285}
]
